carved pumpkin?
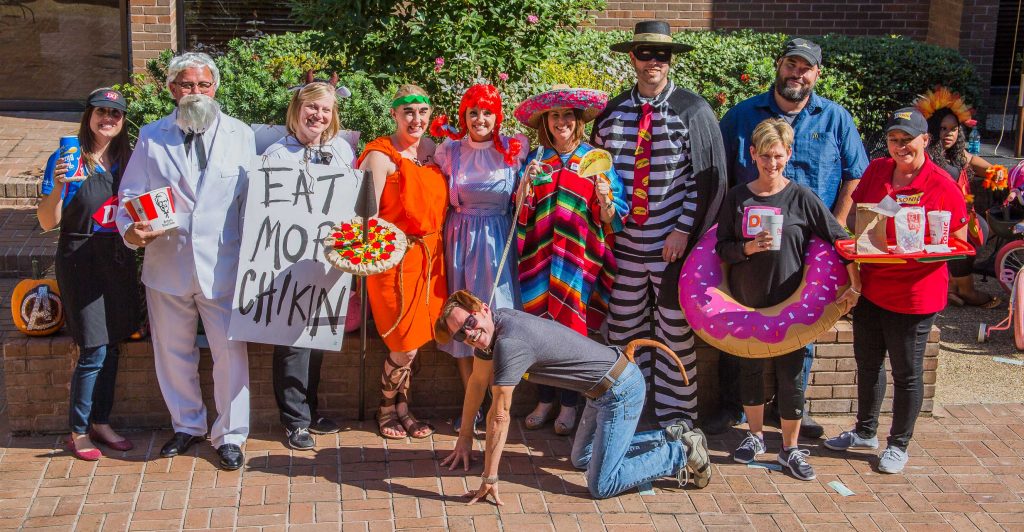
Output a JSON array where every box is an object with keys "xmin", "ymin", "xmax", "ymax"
[{"xmin": 11, "ymin": 260, "xmax": 64, "ymax": 336}]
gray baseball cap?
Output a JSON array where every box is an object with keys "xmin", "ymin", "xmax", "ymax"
[{"xmin": 780, "ymin": 38, "xmax": 822, "ymax": 66}]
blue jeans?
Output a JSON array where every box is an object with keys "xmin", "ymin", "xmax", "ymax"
[
  {"xmin": 570, "ymin": 363, "xmax": 687, "ymax": 499},
  {"xmin": 68, "ymin": 344, "xmax": 120, "ymax": 434}
]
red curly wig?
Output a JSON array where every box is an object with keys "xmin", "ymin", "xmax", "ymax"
[{"xmin": 430, "ymin": 83, "xmax": 521, "ymax": 166}]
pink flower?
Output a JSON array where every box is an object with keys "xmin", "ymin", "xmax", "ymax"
[
  {"xmin": 498, "ymin": 72, "xmax": 509, "ymax": 81},
  {"xmin": 434, "ymin": 57, "xmax": 444, "ymax": 73},
  {"xmin": 527, "ymin": 14, "xmax": 539, "ymax": 24}
]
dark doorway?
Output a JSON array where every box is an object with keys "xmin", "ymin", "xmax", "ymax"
[{"xmin": 0, "ymin": 0, "xmax": 128, "ymax": 109}]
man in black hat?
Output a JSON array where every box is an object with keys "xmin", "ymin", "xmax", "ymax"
[
  {"xmin": 592, "ymin": 20, "xmax": 727, "ymax": 432},
  {"xmin": 710, "ymin": 38, "xmax": 869, "ymax": 438}
]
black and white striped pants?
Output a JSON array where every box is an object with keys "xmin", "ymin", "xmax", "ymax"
[{"xmin": 607, "ymin": 248, "xmax": 698, "ymax": 429}]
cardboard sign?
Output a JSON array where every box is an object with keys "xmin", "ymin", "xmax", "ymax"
[{"xmin": 228, "ymin": 158, "xmax": 362, "ymax": 350}]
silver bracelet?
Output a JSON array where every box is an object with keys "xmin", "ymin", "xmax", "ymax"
[{"xmin": 481, "ymin": 475, "xmax": 499, "ymax": 485}]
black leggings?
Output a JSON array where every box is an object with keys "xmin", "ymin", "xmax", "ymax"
[
  {"xmin": 852, "ymin": 297, "xmax": 935, "ymax": 451},
  {"xmin": 738, "ymin": 349, "xmax": 806, "ymax": 420}
]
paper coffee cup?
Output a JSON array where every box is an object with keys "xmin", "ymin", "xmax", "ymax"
[
  {"xmin": 125, "ymin": 187, "xmax": 179, "ymax": 230},
  {"xmin": 927, "ymin": 210, "xmax": 951, "ymax": 245},
  {"xmin": 763, "ymin": 214, "xmax": 784, "ymax": 250}
]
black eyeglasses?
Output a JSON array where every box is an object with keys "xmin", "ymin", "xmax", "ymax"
[
  {"xmin": 633, "ymin": 47, "xmax": 672, "ymax": 63},
  {"xmin": 452, "ymin": 314, "xmax": 478, "ymax": 343}
]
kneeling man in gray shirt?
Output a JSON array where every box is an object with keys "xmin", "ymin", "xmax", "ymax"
[{"xmin": 435, "ymin": 290, "xmax": 712, "ymax": 502}]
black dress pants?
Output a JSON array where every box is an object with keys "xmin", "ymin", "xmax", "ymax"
[
  {"xmin": 852, "ymin": 297, "xmax": 935, "ymax": 451},
  {"xmin": 272, "ymin": 345, "xmax": 324, "ymax": 430}
]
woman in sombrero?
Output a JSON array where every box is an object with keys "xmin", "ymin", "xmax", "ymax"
[{"xmin": 513, "ymin": 85, "xmax": 629, "ymax": 435}]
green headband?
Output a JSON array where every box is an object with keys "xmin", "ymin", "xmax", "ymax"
[{"xmin": 391, "ymin": 94, "xmax": 431, "ymax": 109}]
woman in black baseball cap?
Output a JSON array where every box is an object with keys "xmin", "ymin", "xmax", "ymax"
[{"xmin": 36, "ymin": 87, "xmax": 142, "ymax": 461}]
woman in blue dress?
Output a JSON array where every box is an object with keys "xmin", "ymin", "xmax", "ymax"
[{"xmin": 430, "ymin": 84, "xmax": 526, "ymax": 430}]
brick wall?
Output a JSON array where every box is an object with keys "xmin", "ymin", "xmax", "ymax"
[
  {"xmin": 128, "ymin": 0, "xmax": 178, "ymax": 73},
  {"xmin": 2, "ymin": 320, "xmax": 940, "ymax": 434},
  {"xmin": 957, "ymin": 0, "xmax": 999, "ymax": 98},
  {"xmin": 927, "ymin": 0, "xmax": 963, "ymax": 48},
  {"xmin": 594, "ymin": 1, "xmax": 713, "ymax": 29},
  {"xmin": 592, "ymin": 1, "xmax": 932, "ymax": 37}
]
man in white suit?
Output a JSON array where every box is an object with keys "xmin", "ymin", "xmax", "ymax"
[{"xmin": 117, "ymin": 52, "xmax": 255, "ymax": 470}]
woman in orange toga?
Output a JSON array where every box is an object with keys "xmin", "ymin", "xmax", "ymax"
[{"xmin": 357, "ymin": 84, "xmax": 448, "ymax": 439}]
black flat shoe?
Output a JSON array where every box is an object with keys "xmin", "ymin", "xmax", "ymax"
[
  {"xmin": 160, "ymin": 432, "xmax": 204, "ymax": 458},
  {"xmin": 308, "ymin": 416, "xmax": 340, "ymax": 435},
  {"xmin": 217, "ymin": 444, "xmax": 244, "ymax": 471}
]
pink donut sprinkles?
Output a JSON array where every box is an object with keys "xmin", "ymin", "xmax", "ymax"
[{"xmin": 679, "ymin": 227, "xmax": 850, "ymax": 358}]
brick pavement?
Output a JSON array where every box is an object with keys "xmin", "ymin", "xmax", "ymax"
[{"xmin": 1, "ymin": 404, "xmax": 1023, "ymax": 531}]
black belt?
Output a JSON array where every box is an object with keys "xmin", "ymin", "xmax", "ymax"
[{"xmin": 583, "ymin": 354, "xmax": 631, "ymax": 400}]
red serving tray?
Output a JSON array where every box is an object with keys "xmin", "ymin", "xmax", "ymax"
[{"xmin": 835, "ymin": 236, "xmax": 975, "ymax": 264}]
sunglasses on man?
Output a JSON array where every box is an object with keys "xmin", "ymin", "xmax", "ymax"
[
  {"xmin": 633, "ymin": 47, "xmax": 672, "ymax": 63},
  {"xmin": 452, "ymin": 314, "xmax": 478, "ymax": 343}
]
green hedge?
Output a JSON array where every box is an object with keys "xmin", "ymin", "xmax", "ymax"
[
  {"xmin": 117, "ymin": 28, "xmax": 981, "ymax": 148},
  {"xmin": 540, "ymin": 29, "xmax": 980, "ymax": 135}
]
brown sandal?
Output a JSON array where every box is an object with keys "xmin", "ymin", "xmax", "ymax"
[
  {"xmin": 377, "ymin": 354, "xmax": 413, "ymax": 440},
  {"xmin": 376, "ymin": 395, "xmax": 407, "ymax": 440},
  {"xmin": 396, "ymin": 392, "xmax": 434, "ymax": 439}
]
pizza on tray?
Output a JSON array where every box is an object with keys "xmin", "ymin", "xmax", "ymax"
[{"xmin": 323, "ymin": 217, "xmax": 408, "ymax": 276}]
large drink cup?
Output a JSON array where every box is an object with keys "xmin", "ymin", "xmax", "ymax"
[
  {"xmin": 927, "ymin": 210, "xmax": 952, "ymax": 245},
  {"xmin": 58, "ymin": 136, "xmax": 86, "ymax": 182},
  {"xmin": 763, "ymin": 214, "xmax": 784, "ymax": 250}
]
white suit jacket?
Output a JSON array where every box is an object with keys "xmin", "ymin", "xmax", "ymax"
[{"xmin": 117, "ymin": 111, "xmax": 256, "ymax": 299}]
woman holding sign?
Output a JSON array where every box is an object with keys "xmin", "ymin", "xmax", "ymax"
[
  {"xmin": 37, "ymin": 88, "xmax": 142, "ymax": 461},
  {"xmin": 261, "ymin": 77, "xmax": 354, "ymax": 450},
  {"xmin": 512, "ymin": 86, "xmax": 628, "ymax": 435},
  {"xmin": 357, "ymin": 84, "xmax": 447, "ymax": 439},
  {"xmin": 716, "ymin": 118, "xmax": 859, "ymax": 481},
  {"xmin": 430, "ymin": 84, "xmax": 527, "ymax": 432}
]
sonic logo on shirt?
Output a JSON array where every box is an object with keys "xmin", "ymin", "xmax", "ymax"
[
  {"xmin": 91, "ymin": 196, "xmax": 118, "ymax": 233},
  {"xmin": 895, "ymin": 191, "xmax": 923, "ymax": 206}
]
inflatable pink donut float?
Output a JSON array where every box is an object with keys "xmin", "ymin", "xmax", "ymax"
[{"xmin": 679, "ymin": 226, "xmax": 850, "ymax": 358}]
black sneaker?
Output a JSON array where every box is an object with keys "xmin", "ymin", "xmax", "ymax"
[
  {"xmin": 733, "ymin": 432, "xmax": 766, "ymax": 464},
  {"xmin": 309, "ymin": 417, "xmax": 340, "ymax": 435},
  {"xmin": 286, "ymin": 427, "xmax": 315, "ymax": 450},
  {"xmin": 778, "ymin": 448, "xmax": 816, "ymax": 481}
]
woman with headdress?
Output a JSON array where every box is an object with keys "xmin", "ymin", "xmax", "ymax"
[
  {"xmin": 512, "ymin": 85, "xmax": 628, "ymax": 435},
  {"xmin": 261, "ymin": 72, "xmax": 355, "ymax": 450},
  {"xmin": 357, "ymin": 84, "xmax": 447, "ymax": 440},
  {"xmin": 430, "ymin": 84, "xmax": 528, "ymax": 433},
  {"xmin": 37, "ymin": 88, "xmax": 142, "ymax": 460},
  {"xmin": 916, "ymin": 87, "xmax": 1001, "ymax": 308}
]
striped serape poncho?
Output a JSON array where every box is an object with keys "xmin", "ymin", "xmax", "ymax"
[{"xmin": 515, "ymin": 143, "xmax": 628, "ymax": 334}]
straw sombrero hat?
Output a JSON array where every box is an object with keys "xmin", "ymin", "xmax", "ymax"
[
  {"xmin": 609, "ymin": 20, "xmax": 694, "ymax": 54},
  {"xmin": 513, "ymin": 85, "xmax": 608, "ymax": 130}
]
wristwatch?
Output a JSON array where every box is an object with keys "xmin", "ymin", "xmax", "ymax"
[{"xmin": 481, "ymin": 475, "xmax": 499, "ymax": 485}]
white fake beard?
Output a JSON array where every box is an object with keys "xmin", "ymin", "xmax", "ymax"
[{"xmin": 176, "ymin": 94, "xmax": 220, "ymax": 134}]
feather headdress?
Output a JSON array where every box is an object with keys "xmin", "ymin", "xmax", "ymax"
[{"xmin": 914, "ymin": 86, "xmax": 976, "ymax": 128}]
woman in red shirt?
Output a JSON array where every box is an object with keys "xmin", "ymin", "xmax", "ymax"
[{"xmin": 824, "ymin": 108, "xmax": 967, "ymax": 474}]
